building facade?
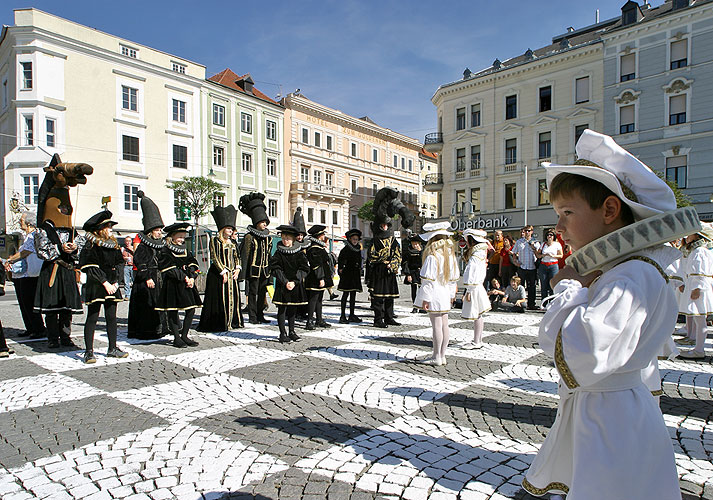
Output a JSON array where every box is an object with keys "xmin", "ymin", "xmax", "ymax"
[
  {"xmin": 601, "ymin": 0, "xmax": 713, "ymax": 220},
  {"xmin": 281, "ymin": 93, "xmax": 424, "ymax": 241}
]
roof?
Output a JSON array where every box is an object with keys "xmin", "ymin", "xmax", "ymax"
[
  {"xmin": 420, "ymin": 148, "xmax": 437, "ymax": 160},
  {"xmin": 207, "ymin": 68, "xmax": 279, "ymax": 105}
]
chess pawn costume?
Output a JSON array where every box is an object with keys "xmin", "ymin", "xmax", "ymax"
[
  {"xmin": 33, "ymin": 154, "xmax": 93, "ymax": 349},
  {"xmin": 402, "ymin": 233, "xmax": 423, "ymax": 311},
  {"xmin": 367, "ymin": 187, "xmax": 415, "ymax": 328},
  {"xmin": 414, "ymin": 222, "xmax": 460, "ymax": 366},
  {"xmin": 79, "ymin": 211, "xmax": 127, "ymax": 364},
  {"xmin": 128, "ymin": 192, "xmax": 165, "ymax": 340},
  {"xmin": 522, "ymin": 129, "xmax": 690, "ymax": 500},
  {"xmin": 304, "ymin": 225, "xmax": 333, "ymax": 330},
  {"xmin": 155, "ymin": 223, "xmax": 202, "ymax": 348},
  {"xmin": 460, "ymin": 229, "xmax": 491, "ymax": 350},
  {"xmin": 238, "ymin": 193, "xmax": 272, "ymax": 324},
  {"xmin": 338, "ymin": 229, "xmax": 363, "ymax": 324},
  {"xmin": 270, "ymin": 225, "xmax": 310, "ymax": 343},
  {"xmin": 198, "ymin": 205, "xmax": 244, "ymax": 332}
]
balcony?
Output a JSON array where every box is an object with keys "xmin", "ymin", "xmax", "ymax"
[
  {"xmin": 423, "ymin": 173, "xmax": 443, "ymax": 192},
  {"xmin": 424, "ymin": 132, "xmax": 443, "ymax": 153},
  {"xmin": 290, "ymin": 182, "xmax": 350, "ymax": 201}
]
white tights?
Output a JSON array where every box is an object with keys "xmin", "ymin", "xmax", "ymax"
[
  {"xmin": 473, "ymin": 317, "xmax": 484, "ymax": 344},
  {"xmin": 691, "ymin": 315, "xmax": 707, "ymax": 353},
  {"xmin": 429, "ymin": 313, "xmax": 450, "ymax": 360},
  {"xmin": 686, "ymin": 316, "xmax": 694, "ymax": 340}
]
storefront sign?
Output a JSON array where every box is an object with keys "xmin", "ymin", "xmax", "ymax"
[{"xmin": 450, "ymin": 215, "xmax": 511, "ymax": 230}]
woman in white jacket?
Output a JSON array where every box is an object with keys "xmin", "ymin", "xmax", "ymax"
[
  {"xmin": 413, "ymin": 222, "xmax": 459, "ymax": 366},
  {"xmin": 460, "ymin": 229, "xmax": 491, "ymax": 349}
]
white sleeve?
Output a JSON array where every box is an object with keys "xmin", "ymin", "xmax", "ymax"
[
  {"xmin": 419, "ymin": 255, "xmax": 439, "ymax": 304},
  {"xmin": 686, "ymin": 248, "xmax": 713, "ymax": 291}
]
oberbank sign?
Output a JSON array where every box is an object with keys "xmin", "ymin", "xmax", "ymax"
[{"xmin": 449, "ymin": 202, "xmax": 511, "ymax": 230}]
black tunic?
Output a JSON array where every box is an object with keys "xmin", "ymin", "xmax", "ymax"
[
  {"xmin": 337, "ymin": 243, "xmax": 363, "ymax": 292},
  {"xmin": 33, "ymin": 221, "xmax": 83, "ymax": 314},
  {"xmin": 366, "ymin": 236, "xmax": 401, "ymax": 298},
  {"xmin": 304, "ymin": 239, "xmax": 334, "ymax": 291},
  {"xmin": 79, "ymin": 235, "xmax": 125, "ymax": 305},
  {"xmin": 239, "ymin": 227, "xmax": 271, "ymax": 280},
  {"xmin": 155, "ymin": 244, "xmax": 202, "ymax": 311},
  {"xmin": 198, "ymin": 236, "xmax": 244, "ymax": 332},
  {"xmin": 402, "ymin": 245, "xmax": 423, "ymax": 285},
  {"xmin": 128, "ymin": 235, "xmax": 163, "ymax": 339},
  {"xmin": 270, "ymin": 244, "xmax": 310, "ymax": 305}
]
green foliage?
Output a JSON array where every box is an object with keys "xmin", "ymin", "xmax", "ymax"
[
  {"xmin": 167, "ymin": 176, "xmax": 223, "ymax": 223},
  {"xmin": 357, "ymin": 200, "xmax": 374, "ymax": 222},
  {"xmin": 656, "ymin": 171, "xmax": 692, "ymax": 208}
]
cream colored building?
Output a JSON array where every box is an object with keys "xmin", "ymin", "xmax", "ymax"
[
  {"xmin": 281, "ymin": 93, "xmax": 427, "ymax": 240},
  {"xmin": 426, "ymin": 25, "xmax": 605, "ymax": 237}
]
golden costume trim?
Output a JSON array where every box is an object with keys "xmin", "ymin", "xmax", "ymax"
[
  {"xmin": 555, "ymin": 329, "xmax": 579, "ymax": 389},
  {"xmin": 522, "ymin": 477, "xmax": 570, "ymax": 495}
]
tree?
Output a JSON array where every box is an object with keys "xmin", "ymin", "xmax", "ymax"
[
  {"xmin": 657, "ymin": 172, "xmax": 692, "ymax": 208},
  {"xmin": 357, "ymin": 200, "xmax": 374, "ymax": 222},
  {"xmin": 167, "ymin": 176, "xmax": 223, "ymax": 251}
]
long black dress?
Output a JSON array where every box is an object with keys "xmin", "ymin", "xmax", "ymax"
[
  {"xmin": 337, "ymin": 242, "xmax": 363, "ymax": 292},
  {"xmin": 79, "ymin": 235, "xmax": 125, "ymax": 305},
  {"xmin": 270, "ymin": 244, "xmax": 309, "ymax": 306},
  {"xmin": 155, "ymin": 244, "xmax": 202, "ymax": 311},
  {"xmin": 198, "ymin": 236, "xmax": 243, "ymax": 332},
  {"xmin": 128, "ymin": 233, "xmax": 164, "ymax": 339}
]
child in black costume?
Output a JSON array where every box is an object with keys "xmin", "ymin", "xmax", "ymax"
[
  {"xmin": 337, "ymin": 229, "xmax": 363, "ymax": 323},
  {"xmin": 270, "ymin": 225, "xmax": 310, "ymax": 343},
  {"xmin": 79, "ymin": 210, "xmax": 128, "ymax": 364},
  {"xmin": 304, "ymin": 224, "xmax": 333, "ymax": 330},
  {"xmin": 402, "ymin": 234, "xmax": 424, "ymax": 313}
]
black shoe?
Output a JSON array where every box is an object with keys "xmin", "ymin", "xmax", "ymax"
[
  {"xmin": 373, "ymin": 321, "xmax": 387, "ymax": 328},
  {"xmin": 106, "ymin": 348, "xmax": 128, "ymax": 359},
  {"xmin": 289, "ymin": 333, "xmax": 302, "ymax": 342},
  {"xmin": 173, "ymin": 337, "xmax": 188, "ymax": 348},
  {"xmin": 29, "ymin": 331, "xmax": 46, "ymax": 339},
  {"xmin": 305, "ymin": 321, "xmax": 315, "ymax": 331},
  {"xmin": 18, "ymin": 331, "xmax": 31, "ymax": 337},
  {"xmin": 317, "ymin": 321, "xmax": 330, "ymax": 328},
  {"xmin": 411, "ymin": 308, "xmax": 418, "ymax": 314},
  {"xmin": 48, "ymin": 339, "xmax": 60, "ymax": 348},
  {"xmin": 339, "ymin": 315, "xmax": 348, "ymax": 324},
  {"xmin": 385, "ymin": 319, "xmax": 401, "ymax": 326},
  {"xmin": 60, "ymin": 337, "xmax": 78, "ymax": 348},
  {"xmin": 279, "ymin": 334, "xmax": 291, "ymax": 344},
  {"xmin": 259, "ymin": 317, "xmax": 271, "ymax": 324},
  {"xmin": 248, "ymin": 317, "xmax": 260, "ymax": 324},
  {"xmin": 181, "ymin": 336, "xmax": 199, "ymax": 347},
  {"xmin": 348, "ymin": 315, "xmax": 362, "ymax": 323},
  {"xmin": 83, "ymin": 351, "xmax": 96, "ymax": 364}
]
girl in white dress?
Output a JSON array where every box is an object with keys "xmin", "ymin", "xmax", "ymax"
[
  {"xmin": 460, "ymin": 229, "xmax": 490, "ymax": 349},
  {"xmin": 413, "ymin": 221, "xmax": 459, "ymax": 366}
]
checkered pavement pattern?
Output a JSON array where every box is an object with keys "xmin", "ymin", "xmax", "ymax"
[{"xmin": 0, "ymin": 302, "xmax": 711, "ymax": 500}]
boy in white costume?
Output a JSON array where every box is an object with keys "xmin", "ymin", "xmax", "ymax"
[
  {"xmin": 460, "ymin": 229, "xmax": 491, "ymax": 349},
  {"xmin": 523, "ymin": 129, "xmax": 689, "ymax": 500}
]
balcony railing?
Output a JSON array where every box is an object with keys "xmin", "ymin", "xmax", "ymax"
[
  {"xmin": 503, "ymin": 163, "xmax": 518, "ymax": 173},
  {"xmin": 291, "ymin": 182, "xmax": 350, "ymax": 199},
  {"xmin": 424, "ymin": 132, "xmax": 443, "ymax": 153},
  {"xmin": 423, "ymin": 173, "xmax": 443, "ymax": 187}
]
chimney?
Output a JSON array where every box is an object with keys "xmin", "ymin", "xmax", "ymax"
[{"xmin": 596, "ymin": 9, "xmax": 600, "ymax": 23}]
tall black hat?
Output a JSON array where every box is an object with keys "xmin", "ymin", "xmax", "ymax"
[
  {"xmin": 308, "ymin": 224, "xmax": 327, "ymax": 237},
  {"xmin": 83, "ymin": 210, "xmax": 117, "ymax": 232},
  {"xmin": 292, "ymin": 207, "xmax": 307, "ymax": 235},
  {"xmin": 239, "ymin": 192, "xmax": 269, "ymax": 226},
  {"xmin": 371, "ymin": 187, "xmax": 415, "ymax": 239},
  {"xmin": 211, "ymin": 204, "xmax": 238, "ymax": 231},
  {"xmin": 138, "ymin": 191, "xmax": 164, "ymax": 232}
]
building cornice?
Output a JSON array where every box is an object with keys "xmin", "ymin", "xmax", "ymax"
[
  {"xmin": 602, "ymin": 4, "xmax": 713, "ymax": 43},
  {"xmin": 13, "ymin": 99, "xmax": 66, "ymax": 111},
  {"xmin": 13, "ymin": 43, "xmax": 66, "ymax": 59},
  {"xmin": 112, "ymin": 69, "xmax": 146, "ymax": 82}
]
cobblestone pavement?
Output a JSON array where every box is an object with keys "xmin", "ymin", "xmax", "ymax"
[{"xmin": 0, "ymin": 284, "xmax": 711, "ymax": 500}]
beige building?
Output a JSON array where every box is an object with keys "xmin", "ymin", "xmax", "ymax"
[
  {"xmin": 281, "ymin": 93, "xmax": 428, "ymax": 241},
  {"xmin": 426, "ymin": 25, "xmax": 605, "ymax": 237}
]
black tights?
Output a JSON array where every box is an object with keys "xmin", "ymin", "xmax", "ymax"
[
  {"xmin": 168, "ymin": 309, "xmax": 194, "ymax": 338},
  {"xmin": 340, "ymin": 291, "xmax": 356, "ymax": 316},
  {"xmin": 308, "ymin": 290, "xmax": 324, "ymax": 323},
  {"xmin": 84, "ymin": 301, "xmax": 118, "ymax": 352},
  {"xmin": 277, "ymin": 305, "xmax": 297, "ymax": 337}
]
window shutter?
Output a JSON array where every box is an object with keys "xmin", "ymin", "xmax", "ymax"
[
  {"xmin": 621, "ymin": 54, "xmax": 635, "ymax": 75},
  {"xmin": 671, "ymin": 40, "xmax": 687, "ymax": 61},
  {"xmin": 575, "ymin": 77, "xmax": 589, "ymax": 102},
  {"xmin": 670, "ymin": 95, "xmax": 686, "ymax": 114},
  {"xmin": 620, "ymin": 105, "xmax": 635, "ymax": 125},
  {"xmin": 666, "ymin": 155, "xmax": 687, "ymax": 169}
]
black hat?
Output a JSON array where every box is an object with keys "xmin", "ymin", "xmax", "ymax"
[
  {"xmin": 276, "ymin": 224, "xmax": 299, "ymax": 235},
  {"xmin": 163, "ymin": 222, "xmax": 191, "ymax": 235},
  {"xmin": 239, "ymin": 192, "xmax": 269, "ymax": 226},
  {"xmin": 292, "ymin": 207, "xmax": 307, "ymax": 235},
  {"xmin": 308, "ymin": 225, "xmax": 327, "ymax": 237},
  {"xmin": 345, "ymin": 229, "xmax": 362, "ymax": 239},
  {"xmin": 83, "ymin": 210, "xmax": 117, "ymax": 232},
  {"xmin": 138, "ymin": 191, "xmax": 164, "ymax": 232},
  {"xmin": 211, "ymin": 204, "xmax": 238, "ymax": 230}
]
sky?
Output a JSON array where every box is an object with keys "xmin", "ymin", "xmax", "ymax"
[{"xmin": 2, "ymin": 0, "xmax": 637, "ymax": 141}]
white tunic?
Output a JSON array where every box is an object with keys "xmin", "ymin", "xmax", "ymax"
[
  {"xmin": 461, "ymin": 245, "xmax": 490, "ymax": 320},
  {"xmin": 523, "ymin": 248, "xmax": 681, "ymax": 500},
  {"xmin": 414, "ymin": 254, "xmax": 459, "ymax": 313},
  {"xmin": 681, "ymin": 246, "xmax": 713, "ymax": 316}
]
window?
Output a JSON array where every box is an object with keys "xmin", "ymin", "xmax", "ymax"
[
  {"xmin": 456, "ymin": 107, "xmax": 466, "ymax": 130},
  {"xmin": 23, "ymin": 115, "xmax": 33, "ymax": 146},
  {"xmin": 471, "ymin": 104, "xmax": 481, "ymax": 127},
  {"xmin": 505, "ymin": 183, "xmax": 517, "ymax": 209},
  {"xmin": 314, "ymin": 132, "xmax": 321, "ymax": 148},
  {"xmin": 122, "ymin": 135, "xmax": 139, "ymax": 162},
  {"xmin": 456, "ymin": 190, "xmax": 466, "ymax": 212},
  {"xmin": 22, "ymin": 175, "xmax": 39, "ymax": 205},
  {"xmin": 172, "ymin": 62, "xmax": 186, "ymax": 74},
  {"xmin": 21, "ymin": 62, "xmax": 32, "ymax": 89},
  {"xmin": 456, "ymin": 148, "xmax": 466, "ymax": 172},
  {"xmin": 213, "ymin": 193, "xmax": 225, "ymax": 207},
  {"xmin": 669, "ymin": 95, "xmax": 686, "ymax": 125},
  {"xmin": 620, "ymin": 54, "xmax": 636, "ymax": 82},
  {"xmin": 313, "ymin": 170, "xmax": 322, "ymax": 185},
  {"xmin": 505, "ymin": 95, "xmax": 517, "ymax": 119},
  {"xmin": 351, "ymin": 178, "xmax": 358, "ymax": 192},
  {"xmin": 670, "ymin": 39, "xmax": 688, "ymax": 69},
  {"xmin": 241, "ymin": 153, "xmax": 252, "ymax": 172},
  {"xmin": 124, "ymin": 184, "xmax": 140, "ymax": 211},
  {"xmin": 539, "ymin": 86, "xmax": 552, "ymax": 112},
  {"xmin": 307, "ymin": 207, "xmax": 314, "ymax": 223},
  {"xmin": 213, "ymin": 146, "xmax": 224, "ymax": 168},
  {"xmin": 538, "ymin": 179, "xmax": 550, "ymax": 206},
  {"xmin": 505, "ymin": 139, "xmax": 517, "ymax": 164},
  {"xmin": 351, "ymin": 143, "xmax": 358, "ymax": 158},
  {"xmin": 120, "ymin": 45, "xmax": 137, "ymax": 58},
  {"xmin": 302, "ymin": 128, "xmax": 309, "ymax": 144},
  {"xmin": 408, "ymin": 159, "xmax": 413, "ymax": 172},
  {"xmin": 266, "ymin": 120, "xmax": 277, "ymax": 141},
  {"xmin": 326, "ymin": 135, "xmax": 333, "ymax": 150},
  {"xmin": 401, "ymin": 158, "xmax": 405, "ymax": 170},
  {"xmin": 538, "ymin": 132, "xmax": 551, "ymax": 159},
  {"xmin": 470, "ymin": 146, "xmax": 480, "ymax": 170},
  {"xmin": 172, "ymin": 145, "xmax": 187, "ymax": 168},
  {"xmin": 122, "ymin": 86, "xmax": 138, "ymax": 111},
  {"xmin": 320, "ymin": 209, "xmax": 326, "ymax": 224},
  {"xmin": 372, "ymin": 182, "xmax": 378, "ymax": 194},
  {"xmin": 45, "ymin": 118, "xmax": 56, "ymax": 147},
  {"xmin": 619, "ymin": 105, "xmax": 635, "ymax": 134},
  {"xmin": 2, "ymin": 79, "xmax": 7, "ymax": 108},
  {"xmin": 172, "ymin": 99, "xmax": 186, "ymax": 123},
  {"xmin": 575, "ymin": 77, "xmax": 589, "ymax": 104},
  {"xmin": 393, "ymin": 155, "xmax": 398, "ymax": 168},
  {"xmin": 213, "ymin": 104, "xmax": 225, "ymax": 126},
  {"xmin": 267, "ymin": 158, "xmax": 276, "ymax": 177},
  {"xmin": 351, "ymin": 213, "xmax": 358, "ymax": 228},
  {"xmin": 332, "ymin": 210, "xmax": 339, "ymax": 226},
  {"xmin": 575, "ymin": 124, "xmax": 588, "ymax": 144},
  {"xmin": 325, "ymin": 172, "xmax": 333, "ymax": 186},
  {"xmin": 372, "ymin": 148, "xmax": 378, "ymax": 163},
  {"xmin": 268, "ymin": 199, "xmax": 278, "ymax": 218},
  {"xmin": 300, "ymin": 167, "xmax": 309, "ymax": 182},
  {"xmin": 470, "ymin": 188, "xmax": 480, "ymax": 212},
  {"xmin": 666, "ymin": 156, "xmax": 687, "ymax": 188},
  {"xmin": 241, "ymin": 113, "xmax": 252, "ymax": 134}
]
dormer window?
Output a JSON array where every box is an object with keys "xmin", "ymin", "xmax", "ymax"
[
  {"xmin": 672, "ymin": 0, "xmax": 689, "ymax": 10},
  {"xmin": 172, "ymin": 62, "xmax": 186, "ymax": 74},
  {"xmin": 621, "ymin": 1, "xmax": 642, "ymax": 26},
  {"xmin": 120, "ymin": 45, "xmax": 137, "ymax": 58}
]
